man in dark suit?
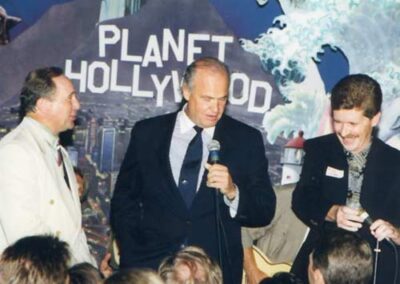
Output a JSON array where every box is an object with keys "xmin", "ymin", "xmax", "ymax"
[
  {"xmin": 291, "ymin": 74, "xmax": 400, "ymax": 284},
  {"xmin": 110, "ymin": 57, "xmax": 276, "ymax": 284}
]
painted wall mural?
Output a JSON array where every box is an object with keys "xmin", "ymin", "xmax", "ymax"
[{"xmin": 0, "ymin": 0, "xmax": 398, "ymax": 263}]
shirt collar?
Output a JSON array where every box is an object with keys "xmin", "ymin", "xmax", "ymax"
[
  {"xmin": 24, "ymin": 116, "xmax": 59, "ymax": 148},
  {"xmin": 177, "ymin": 104, "xmax": 215, "ymax": 137},
  {"xmin": 344, "ymin": 141, "xmax": 372, "ymax": 159}
]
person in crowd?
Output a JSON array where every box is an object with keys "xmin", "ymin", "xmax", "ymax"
[
  {"xmin": 0, "ymin": 235, "xmax": 70, "ymax": 283},
  {"xmin": 291, "ymin": 74, "xmax": 400, "ymax": 283},
  {"xmin": 74, "ymin": 166, "xmax": 89, "ymax": 203},
  {"xmin": 104, "ymin": 269, "xmax": 164, "ymax": 284},
  {"xmin": 74, "ymin": 167, "xmax": 114, "ymax": 277},
  {"xmin": 69, "ymin": 262, "xmax": 103, "ymax": 284},
  {"xmin": 159, "ymin": 246, "xmax": 222, "ymax": 284},
  {"xmin": 0, "ymin": 67, "xmax": 95, "ymax": 265},
  {"xmin": 307, "ymin": 231, "xmax": 373, "ymax": 284},
  {"xmin": 242, "ymin": 183, "xmax": 308, "ymax": 284},
  {"xmin": 110, "ymin": 56, "xmax": 276, "ymax": 284},
  {"xmin": 260, "ymin": 272, "xmax": 303, "ymax": 284}
]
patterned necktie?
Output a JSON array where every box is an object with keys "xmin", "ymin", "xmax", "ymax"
[
  {"xmin": 178, "ymin": 126, "xmax": 203, "ymax": 208},
  {"xmin": 57, "ymin": 142, "xmax": 70, "ymax": 190}
]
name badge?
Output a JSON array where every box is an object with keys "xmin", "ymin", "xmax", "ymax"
[{"xmin": 325, "ymin": 166, "xmax": 344, "ymax": 179}]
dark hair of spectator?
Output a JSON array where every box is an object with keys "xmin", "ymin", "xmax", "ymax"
[
  {"xmin": 259, "ymin": 272, "xmax": 304, "ymax": 284},
  {"xmin": 0, "ymin": 235, "xmax": 70, "ymax": 284},
  {"xmin": 104, "ymin": 268, "xmax": 164, "ymax": 284},
  {"xmin": 68, "ymin": 262, "xmax": 103, "ymax": 284},
  {"xmin": 311, "ymin": 230, "xmax": 373, "ymax": 284}
]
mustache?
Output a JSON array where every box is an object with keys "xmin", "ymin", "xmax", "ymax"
[{"xmin": 339, "ymin": 134, "xmax": 357, "ymax": 139}]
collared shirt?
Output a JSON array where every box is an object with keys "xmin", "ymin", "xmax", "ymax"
[
  {"xmin": 169, "ymin": 106, "xmax": 239, "ymax": 216},
  {"xmin": 25, "ymin": 116, "xmax": 58, "ymax": 150},
  {"xmin": 24, "ymin": 117, "xmax": 67, "ymax": 188},
  {"xmin": 345, "ymin": 143, "xmax": 371, "ymax": 209}
]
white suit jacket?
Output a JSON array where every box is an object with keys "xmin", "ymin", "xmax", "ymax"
[{"xmin": 0, "ymin": 117, "xmax": 95, "ymax": 266}]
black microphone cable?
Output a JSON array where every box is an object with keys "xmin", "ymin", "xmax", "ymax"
[
  {"xmin": 364, "ymin": 215, "xmax": 398, "ymax": 284},
  {"xmin": 346, "ymin": 192, "xmax": 398, "ymax": 284},
  {"xmin": 208, "ymin": 140, "xmax": 223, "ymax": 267},
  {"xmin": 208, "ymin": 140, "xmax": 234, "ymax": 284}
]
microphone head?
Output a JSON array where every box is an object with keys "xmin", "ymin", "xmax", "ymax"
[
  {"xmin": 208, "ymin": 140, "xmax": 220, "ymax": 164},
  {"xmin": 207, "ymin": 140, "xmax": 220, "ymax": 152}
]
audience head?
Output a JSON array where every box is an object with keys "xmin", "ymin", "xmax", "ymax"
[
  {"xmin": 181, "ymin": 57, "xmax": 230, "ymax": 128},
  {"xmin": 104, "ymin": 268, "xmax": 164, "ymax": 284},
  {"xmin": 0, "ymin": 235, "xmax": 70, "ymax": 284},
  {"xmin": 330, "ymin": 74, "xmax": 382, "ymax": 154},
  {"xmin": 308, "ymin": 231, "xmax": 373, "ymax": 284},
  {"xmin": 159, "ymin": 246, "xmax": 222, "ymax": 284},
  {"xmin": 68, "ymin": 262, "xmax": 102, "ymax": 284},
  {"xmin": 74, "ymin": 167, "xmax": 88, "ymax": 203},
  {"xmin": 259, "ymin": 272, "xmax": 303, "ymax": 284},
  {"xmin": 19, "ymin": 66, "xmax": 80, "ymax": 135}
]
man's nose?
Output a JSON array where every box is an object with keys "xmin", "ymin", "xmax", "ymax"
[
  {"xmin": 73, "ymin": 96, "xmax": 80, "ymax": 111},
  {"xmin": 210, "ymin": 99, "xmax": 219, "ymax": 113},
  {"xmin": 339, "ymin": 124, "xmax": 351, "ymax": 137}
]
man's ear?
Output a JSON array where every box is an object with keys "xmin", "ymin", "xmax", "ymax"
[
  {"xmin": 371, "ymin": 111, "xmax": 381, "ymax": 127},
  {"xmin": 181, "ymin": 83, "xmax": 190, "ymax": 101},
  {"xmin": 34, "ymin": 97, "xmax": 51, "ymax": 115},
  {"xmin": 313, "ymin": 268, "xmax": 325, "ymax": 284}
]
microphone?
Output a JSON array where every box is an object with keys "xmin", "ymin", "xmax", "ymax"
[
  {"xmin": 346, "ymin": 191, "xmax": 373, "ymax": 225},
  {"xmin": 208, "ymin": 140, "xmax": 220, "ymax": 165},
  {"xmin": 363, "ymin": 213, "xmax": 374, "ymax": 226}
]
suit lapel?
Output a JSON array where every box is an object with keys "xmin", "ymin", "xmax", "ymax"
[
  {"xmin": 360, "ymin": 138, "xmax": 379, "ymax": 208},
  {"xmin": 60, "ymin": 147, "xmax": 82, "ymax": 218},
  {"xmin": 26, "ymin": 122, "xmax": 80, "ymax": 223},
  {"xmin": 327, "ymin": 135, "xmax": 349, "ymax": 204},
  {"xmin": 191, "ymin": 116, "xmax": 232, "ymax": 214},
  {"xmin": 156, "ymin": 113, "xmax": 190, "ymax": 216},
  {"xmin": 211, "ymin": 116, "xmax": 234, "ymax": 165}
]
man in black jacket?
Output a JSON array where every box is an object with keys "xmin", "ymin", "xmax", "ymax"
[
  {"xmin": 291, "ymin": 74, "xmax": 400, "ymax": 283},
  {"xmin": 111, "ymin": 57, "xmax": 276, "ymax": 284}
]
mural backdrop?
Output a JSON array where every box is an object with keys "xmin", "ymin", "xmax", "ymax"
[{"xmin": 0, "ymin": 0, "xmax": 399, "ymax": 263}]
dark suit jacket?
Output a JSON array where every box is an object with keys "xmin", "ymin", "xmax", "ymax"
[
  {"xmin": 291, "ymin": 133, "xmax": 400, "ymax": 284},
  {"xmin": 110, "ymin": 113, "xmax": 276, "ymax": 284}
]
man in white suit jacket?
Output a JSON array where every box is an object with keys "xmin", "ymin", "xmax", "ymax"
[{"xmin": 0, "ymin": 67, "xmax": 95, "ymax": 266}]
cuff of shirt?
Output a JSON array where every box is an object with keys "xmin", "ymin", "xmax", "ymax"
[{"xmin": 224, "ymin": 184, "xmax": 239, "ymax": 218}]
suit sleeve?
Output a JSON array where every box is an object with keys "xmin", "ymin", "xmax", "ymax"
[
  {"xmin": 110, "ymin": 125, "xmax": 143, "ymax": 252},
  {"xmin": 234, "ymin": 130, "xmax": 276, "ymax": 227},
  {"xmin": 292, "ymin": 140, "xmax": 335, "ymax": 229}
]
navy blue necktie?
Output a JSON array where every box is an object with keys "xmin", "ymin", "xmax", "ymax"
[{"xmin": 178, "ymin": 126, "xmax": 203, "ymax": 208}]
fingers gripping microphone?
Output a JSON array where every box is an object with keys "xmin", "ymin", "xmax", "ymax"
[
  {"xmin": 347, "ymin": 191, "xmax": 395, "ymax": 245},
  {"xmin": 208, "ymin": 140, "xmax": 220, "ymax": 165}
]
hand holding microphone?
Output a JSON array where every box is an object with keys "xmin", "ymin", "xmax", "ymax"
[
  {"xmin": 345, "ymin": 191, "xmax": 400, "ymax": 244},
  {"xmin": 335, "ymin": 191, "xmax": 369, "ymax": 232},
  {"xmin": 205, "ymin": 140, "xmax": 237, "ymax": 200},
  {"xmin": 335, "ymin": 205, "xmax": 365, "ymax": 232}
]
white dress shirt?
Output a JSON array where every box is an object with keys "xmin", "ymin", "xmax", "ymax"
[{"xmin": 169, "ymin": 107, "xmax": 239, "ymax": 216}]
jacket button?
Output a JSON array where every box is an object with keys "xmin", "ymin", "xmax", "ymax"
[{"xmin": 49, "ymin": 199, "xmax": 55, "ymax": 205}]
